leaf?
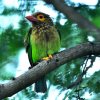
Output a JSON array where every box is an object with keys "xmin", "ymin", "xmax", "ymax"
[{"xmin": 87, "ymin": 71, "xmax": 100, "ymax": 93}]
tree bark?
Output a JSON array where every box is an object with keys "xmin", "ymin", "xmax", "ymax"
[{"xmin": 0, "ymin": 42, "xmax": 100, "ymax": 99}]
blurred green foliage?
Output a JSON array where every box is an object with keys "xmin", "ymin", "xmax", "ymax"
[
  {"xmin": 87, "ymin": 71, "xmax": 100, "ymax": 93},
  {"xmin": 0, "ymin": 0, "xmax": 100, "ymax": 99}
]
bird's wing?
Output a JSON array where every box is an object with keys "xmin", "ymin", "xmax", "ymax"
[
  {"xmin": 55, "ymin": 26, "xmax": 61, "ymax": 40},
  {"xmin": 24, "ymin": 28, "xmax": 32, "ymax": 52},
  {"xmin": 24, "ymin": 28, "xmax": 35, "ymax": 66}
]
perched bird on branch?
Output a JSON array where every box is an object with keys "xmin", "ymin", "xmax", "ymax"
[{"xmin": 24, "ymin": 12, "xmax": 61, "ymax": 93}]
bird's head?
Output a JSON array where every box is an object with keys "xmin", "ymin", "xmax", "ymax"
[{"xmin": 25, "ymin": 12, "xmax": 53, "ymax": 25}]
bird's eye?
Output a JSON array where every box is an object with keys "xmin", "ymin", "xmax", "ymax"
[
  {"xmin": 39, "ymin": 15, "xmax": 43, "ymax": 19},
  {"xmin": 37, "ymin": 14, "xmax": 45, "ymax": 21}
]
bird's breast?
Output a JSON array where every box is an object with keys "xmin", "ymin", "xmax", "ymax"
[
  {"xmin": 36, "ymin": 27, "xmax": 52, "ymax": 42},
  {"xmin": 32, "ymin": 25, "xmax": 59, "ymax": 44}
]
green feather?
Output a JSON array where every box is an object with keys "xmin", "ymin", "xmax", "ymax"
[{"xmin": 29, "ymin": 26, "xmax": 60, "ymax": 63}]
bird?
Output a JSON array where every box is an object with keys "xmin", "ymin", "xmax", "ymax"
[{"xmin": 24, "ymin": 12, "xmax": 61, "ymax": 93}]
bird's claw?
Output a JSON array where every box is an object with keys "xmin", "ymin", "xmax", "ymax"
[{"xmin": 42, "ymin": 55, "xmax": 53, "ymax": 61}]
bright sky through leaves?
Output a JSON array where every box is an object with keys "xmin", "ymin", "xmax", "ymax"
[{"xmin": 71, "ymin": 0, "xmax": 98, "ymax": 5}]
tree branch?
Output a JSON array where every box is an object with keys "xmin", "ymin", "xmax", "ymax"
[
  {"xmin": 0, "ymin": 42, "xmax": 100, "ymax": 99},
  {"xmin": 44, "ymin": 0, "xmax": 100, "ymax": 40}
]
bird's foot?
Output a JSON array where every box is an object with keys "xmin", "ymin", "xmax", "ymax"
[{"xmin": 42, "ymin": 54, "xmax": 53, "ymax": 61}]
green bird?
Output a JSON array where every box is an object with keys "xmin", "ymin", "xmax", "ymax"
[{"xmin": 24, "ymin": 12, "xmax": 61, "ymax": 93}]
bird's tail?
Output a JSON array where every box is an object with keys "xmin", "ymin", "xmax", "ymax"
[{"xmin": 35, "ymin": 76, "xmax": 47, "ymax": 93}]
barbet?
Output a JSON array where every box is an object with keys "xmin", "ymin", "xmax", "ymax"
[{"xmin": 24, "ymin": 12, "xmax": 61, "ymax": 93}]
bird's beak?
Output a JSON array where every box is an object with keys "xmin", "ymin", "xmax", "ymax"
[{"xmin": 25, "ymin": 15, "xmax": 37, "ymax": 22}]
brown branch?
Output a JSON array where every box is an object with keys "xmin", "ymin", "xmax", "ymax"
[
  {"xmin": 44, "ymin": 0, "xmax": 100, "ymax": 40},
  {"xmin": 0, "ymin": 42, "xmax": 100, "ymax": 99}
]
